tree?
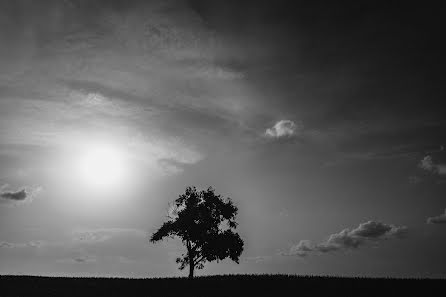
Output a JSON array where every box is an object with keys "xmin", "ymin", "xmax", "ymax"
[{"xmin": 150, "ymin": 186, "xmax": 244, "ymax": 278}]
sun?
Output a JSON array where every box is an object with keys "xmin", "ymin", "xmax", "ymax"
[{"xmin": 75, "ymin": 144, "xmax": 127, "ymax": 189}]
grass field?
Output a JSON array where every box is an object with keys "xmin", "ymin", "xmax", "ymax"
[{"xmin": 0, "ymin": 274, "xmax": 444, "ymax": 297}]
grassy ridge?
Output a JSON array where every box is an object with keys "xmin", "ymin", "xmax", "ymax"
[{"xmin": 0, "ymin": 274, "xmax": 444, "ymax": 297}]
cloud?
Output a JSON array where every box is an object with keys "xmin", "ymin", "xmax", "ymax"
[
  {"xmin": 190, "ymin": 65, "xmax": 244, "ymax": 81},
  {"xmin": 288, "ymin": 240, "xmax": 313, "ymax": 257},
  {"xmin": 0, "ymin": 185, "xmax": 42, "ymax": 205},
  {"xmin": 419, "ymin": 155, "xmax": 436, "ymax": 172},
  {"xmin": 0, "ymin": 189, "xmax": 27, "ymax": 200},
  {"xmin": 287, "ymin": 221, "xmax": 408, "ymax": 257},
  {"xmin": 72, "ymin": 255, "xmax": 97, "ymax": 263},
  {"xmin": 0, "ymin": 240, "xmax": 45, "ymax": 249},
  {"xmin": 73, "ymin": 231, "xmax": 112, "ymax": 243},
  {"xmin": 157, "ymin": 159, "xmax": 185, "ymax": 175},
  {"xmin": 427, "ymin": 209, "xmax": 446, "ymax": 224},
  {"xmin": 58, "ymin": 252, "xmax": 97, "ymax": 264},
  {"xmin": 349, "ymin": 220, "xmax": 406, "ymax": 238},
  {"xmin": 0, "ymin": 0, "xmax": 248, "ymax": 180},
  {"xmin": 265, "ymin": 120, "xmax": 300, "ymax": 138},
  {"xmin": 72, "ymin": 228, "xmax": 145, "ymax": 243},
  {"xmin": 242, "ymin": 255, "xmax": 272, "ymax": 263},
  {"xmin": 59, "ymin": 254, "xmax": 136, "ymax": 264},
  {"xmin": 419, "ymin": 155, "xmax": 446, "ymax": 175}
]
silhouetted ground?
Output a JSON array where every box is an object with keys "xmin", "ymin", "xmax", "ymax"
[{"xmin": 0, "ymin": 274, "xmax": 444, "ymax": 297}]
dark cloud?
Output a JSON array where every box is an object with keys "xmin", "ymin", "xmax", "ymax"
[
  {"xmin": 288, "ymin": 221, "xmax": 408, "ymax": 256},
  {"xmin": 349, "ymin": 221, "xmax": 405, "ymax": 238},
  {"xmin": 0, "ymin": 188, "xmax": 27, "ymax": 200},
  {"xmin": 0, "ymin": 186, "xmax": 42, "ymax": 204},
  {"xmin": 427, "ymin": 209, "xmax": 446, "ymax": 224}
]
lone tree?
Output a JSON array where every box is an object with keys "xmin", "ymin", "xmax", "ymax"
[{"xmin": 150, "ymin": 186, "xmax": 244, "ymax": 278}]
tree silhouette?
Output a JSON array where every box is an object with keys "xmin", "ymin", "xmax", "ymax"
[{"xmin": 150, "ymin": 186, "xmax": 244, "ymax": 278}]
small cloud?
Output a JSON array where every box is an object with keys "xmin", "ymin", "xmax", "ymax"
[
  {"xmin": 27, "ymin": 240, "xmax": 46, "ymax": 248},
  {"xmin": 418, "ymin": 155, "xmax": 446, "ymax": 175},
  {"xmin": 72, "ymin": 228, "xmax": 145, "ymax": 243},
  {"xmin": 289, "ymin": 240, "xmax": 313, "ymax": 257},
  {"xmin": 73, "ymin": 255, "xmax": 96, "ymax": 263},
  {"xmin": 427, "ymin": 209, "xmax": 446, "ymax": 224},
  {"xmin": 286, "ymin": 221, "xmax": 408, "ymax": 257},
  {"xmin": 0, "ymin": 186, "xmax": 42, "ymax": 206},
  {"xmin": 243, "ymin": 255, "xmax": 272, "ymax": 263},
  {"xmin": 278, "ymin": 209, "xmax": 290, "ymax": 217},
  {"xmin": 265, "ymin": 120, "xmax": 300, "ymax": 138},
  {"xmin": 197, "ymin": 66, "xmax": 244, "ymax": 80},
  {"xmin": 419, "ymin": 155, "xmax": 436, "ymax": 172},
  {"xmin": 0, "ymin": 240, "xmax": 46, "ymax": 249},
  {"xmin": 59, "ymin": 253, "xmax": 97, "ymax": 264},
  {"xmin": 57, "ymin": 248, "xmax": 97, "ymax": 264},
  {"xmin": 73, "ymin": 231, "xmax": 112, "ymax": 243}
]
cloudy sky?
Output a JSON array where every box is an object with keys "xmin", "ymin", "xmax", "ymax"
[{"xmin": 1, "ymin": 0, "xmax": 445, "ymax": 278}]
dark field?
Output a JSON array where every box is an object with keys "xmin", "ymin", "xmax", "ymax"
[{"xmin": 0, "ymin": 274, "xmax": 444, "ymax": 297}]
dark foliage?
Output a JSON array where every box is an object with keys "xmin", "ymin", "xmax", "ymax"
[
  {"xmin": 0, "ymin": 274, "xmax": 445, "ymax": 297},
  {"xmin": 150, "ymin": 186, "xmax": 244, "ymax": 278}
]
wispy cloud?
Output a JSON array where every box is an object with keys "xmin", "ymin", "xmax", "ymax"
[
  {"xmin": 72, "ymin": 228, "xmax": 146, "ymax": 243},
  {"xmin": 0, "ymin": 240, "xmax": 45, "ymax": 249},
  {"xmin": 0, "ymin": 0, "xmax": 255, "ymax": 179},
  {"xmin": 128, "ymin": 134, "xmax": 203, "ymax": 173},
  {"xmin": 286, "ymin": 221, "xmax": 408, "ymax": 257},
  {"xmin": 242, "ymin": 255, "xmax": 273, "ymax": 263},
  {"xmin": 58, "ymin": 250, "xmax": 97, "ymax": 264}
]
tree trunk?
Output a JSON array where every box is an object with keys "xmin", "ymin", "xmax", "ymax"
[
  {"xmin": 187, "ymin": 242, "xmax": 194, "ymax": 279},
  {"xmin": 188, "ymin": 260, "xmax": 194, "ymax": 279}
]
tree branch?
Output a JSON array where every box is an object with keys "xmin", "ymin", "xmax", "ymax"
[{"xmin": 194, "ymin": 254, "xmax": 205, "ymax": 264}]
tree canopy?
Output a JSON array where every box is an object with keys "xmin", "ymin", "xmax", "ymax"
[{"xmin": 150, "ymin": 186, "xmax": 244, "ymax": 278}]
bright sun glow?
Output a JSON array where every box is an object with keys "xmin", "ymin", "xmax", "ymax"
[{"xmin": 75, "ymin": 144, "xmax": 128, "ymax": 190}]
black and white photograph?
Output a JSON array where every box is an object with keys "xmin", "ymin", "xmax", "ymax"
[{"xmin": 0, "ymin": 1, "xmax": 445, "ymax": 296}]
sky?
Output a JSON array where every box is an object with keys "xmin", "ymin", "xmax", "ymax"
[{"xmin": 1, "ymin": 0, "xmax": 445, "ymax": 278}]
